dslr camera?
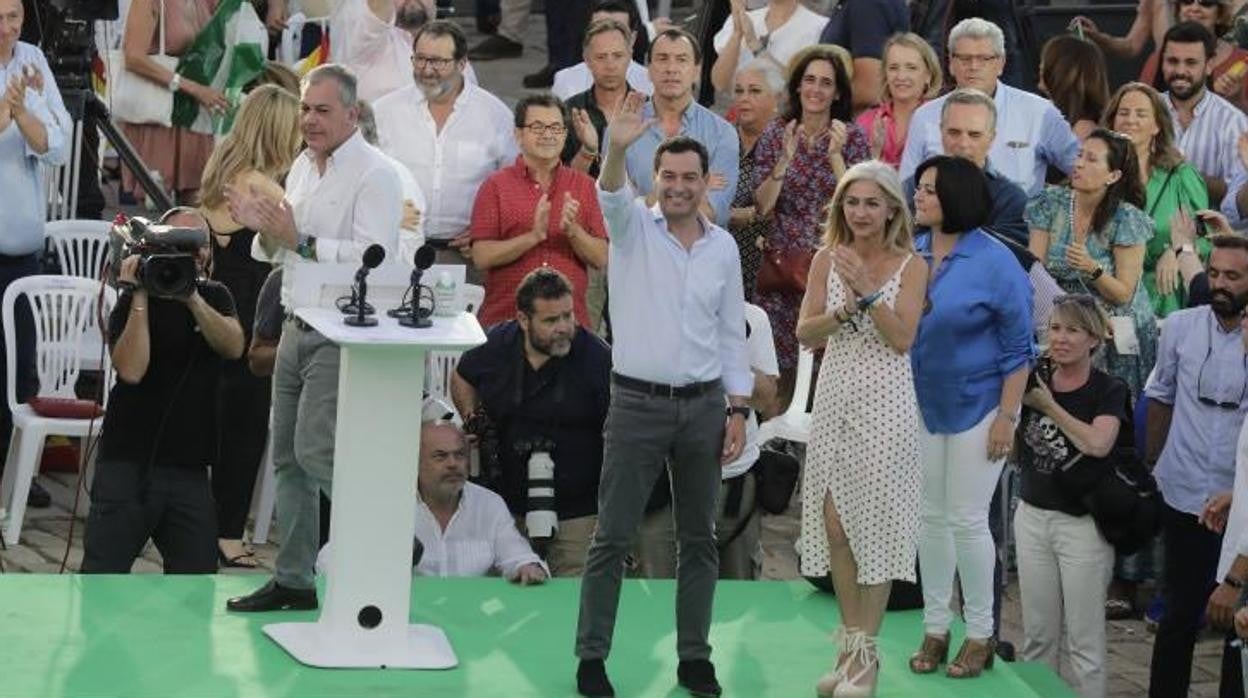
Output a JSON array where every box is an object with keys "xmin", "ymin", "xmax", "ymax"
[{"xmin": 109, "ymin": 216, "xmax": 206, "ymax": 299}]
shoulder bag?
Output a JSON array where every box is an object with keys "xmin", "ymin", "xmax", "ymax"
[{"xmin": 107, "ymin": 0, "xmax": 177, "ymax": 127}]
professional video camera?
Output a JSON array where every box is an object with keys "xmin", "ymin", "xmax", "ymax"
[
  {"xmin": 109, "ymin": 216, "xmax": 206, "ymax": 299},
  {"xmin": 33, "ymin": 0, "xmax": 119, "ymax": 91}
]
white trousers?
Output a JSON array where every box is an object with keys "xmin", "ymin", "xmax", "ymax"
[
  {"xmin": 917, "ymin": 410, "xmax": 1004, "ymax": 640},
  {"xmin": 1015, "ymin": 501, "xmax": 1114, "ymax": 698}
]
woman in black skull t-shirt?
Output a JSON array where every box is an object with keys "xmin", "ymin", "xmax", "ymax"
[{"xmin": 1014, "ymin": 294, "xmax": 1131, "ymax": 698}]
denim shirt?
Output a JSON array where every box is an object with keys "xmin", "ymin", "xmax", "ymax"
[{"xmin": 912, "ymin": 229, "xmax": 1036, "ymax": 433}]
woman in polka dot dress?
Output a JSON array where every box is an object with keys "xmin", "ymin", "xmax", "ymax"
[{"xmin": 796, "ymin": 161, "xmax": 926, "ymax": 697}]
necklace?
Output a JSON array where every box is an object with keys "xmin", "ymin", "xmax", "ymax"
[{"xmin": 1068, "ymin": 189, "xmax": 1087, "ymax": 242}]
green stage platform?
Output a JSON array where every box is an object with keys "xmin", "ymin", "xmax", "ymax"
[{"xmin": 0, "ymin": 575, "xmax": 1074, "ymax": 697}]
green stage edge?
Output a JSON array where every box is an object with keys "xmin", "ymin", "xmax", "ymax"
[{"xmin": 0, "ymin": 575, "xmax": 1075, "ymax": 697}]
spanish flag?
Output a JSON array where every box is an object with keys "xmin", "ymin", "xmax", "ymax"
[{"xmin": 295, "ymin": 29, "xmax": 331, "ymax": 77}]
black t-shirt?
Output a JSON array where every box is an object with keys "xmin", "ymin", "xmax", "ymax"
[
  {"xmin": 455, "ymin": 321, "xmax": 611, "ymax": 520},
  {"xmin": 100, "ymin": 280, "xmax": 238, "ymax": 468},
  {"xmin": 1017, "ymin": 369, "xmax": 1131, "ymax": 516}
]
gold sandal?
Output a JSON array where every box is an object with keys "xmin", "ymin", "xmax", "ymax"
[
  {"xmin": 907, "ymin": 632, "xmax": 949, "ymax": 674},
  {"xmin": 946, "ymin": 638, "xmax": 996, "ymax": 679}
]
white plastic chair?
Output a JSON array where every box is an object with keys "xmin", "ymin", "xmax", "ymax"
[
  {"xmin": 44, "ymin": 118, "xmax": 85, "ymax": 222},
  {"xmin": 0, "ymin": 276, "xmax": 116, "ymax": 545},
  {"xmin": 46, "ymin": 220, "xmax": 113, "ymax": 281},
  {"xmin": 756, "ymin": 347, "xmax": 816, "ymax": 445}
]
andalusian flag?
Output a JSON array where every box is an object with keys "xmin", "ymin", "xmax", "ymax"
[{"xmin": 172, "ymin": 0, "xmax": 268, "ymax": 136}]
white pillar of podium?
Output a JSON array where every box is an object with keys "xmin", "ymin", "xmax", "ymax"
[{"xmin": 263, "ymin": 305, "xmax": 485, "ymax": 669}]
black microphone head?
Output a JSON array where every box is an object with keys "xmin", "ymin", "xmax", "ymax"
[
  {"xmin": 413, "ymin": 244, "xmax": 436, "ymax": 271},
  {"xmin": 363, "ymin": 244, "xmax": 386, "ymax": 269}
]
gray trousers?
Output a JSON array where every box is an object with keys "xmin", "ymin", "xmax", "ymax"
[
  {"xmin": 575, "ymin": 381, "xmax": 725, "ymax": 661},
  {"xmin": 272, "ymin": 322, "xmax": 341, "ymax": 590}
]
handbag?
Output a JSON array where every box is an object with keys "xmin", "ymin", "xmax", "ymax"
[
  {"xmin": 106, "ymin": 0, "xmax": 176, "ymax": 127},
  {"xmin": 756, "ymin": 246, "xmax": 814, "ymax": 295},
  {"xmin": 1053, "ymin": 394, "xmax": 1162, "ymax": 555},
  {"xmin": 753, "ymin": 447, "xmax": 800, "ymax": 515}
]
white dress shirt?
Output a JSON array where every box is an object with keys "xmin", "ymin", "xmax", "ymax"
[
  {"xmin": 1165, "ymin": 90, "xmax": 1248, "ymax": 185},
  {"xmin": 330, "ymin": 0, "xmax": 478, "ymax": 103},
  {"xmin": 711, "ymin": 5, "xmax": 829, "ymax": 77},
  {"xmin": 599, "ymin": 182, "xmax": 752, "ymax": 397},
  {"xmin": 899, "ymin": 81, "xmax": 1079, "ymax": 197},
  {"xmin": 1217, "ymin": 416, "xmax": 1248, "ymax": 582},
  {"xmin": 373, "ymin": 83, "xmax": 518, "ymax": 241},
  {"xmin": 721, "ymin": 303, "xmax": 779, "ymax": 479},
  {"xmin": 317, "ymin": 482, "xmax": 547, "ymax": 578},
  {"xmin": 252, "ymin": 129, "xmax": 402, "ymax": 307},
  {"xmin": 551, "ymin": 61, "xmax": 653, "ymax": 100}
]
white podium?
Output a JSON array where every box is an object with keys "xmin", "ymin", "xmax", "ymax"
[{"xmin": 263, "ymin": 304, "xmax": 485, "ymax": 669}]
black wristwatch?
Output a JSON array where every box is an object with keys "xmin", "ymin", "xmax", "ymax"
[
  {"xmin": 1086, "ymin": 266, "xmax": 1104, "ymax": 281},
  {"xmin": 726, "ymin": 405, "xmax": 751, "ymax": 420}
]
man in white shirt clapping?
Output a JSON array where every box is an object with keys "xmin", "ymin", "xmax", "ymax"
[{"xmin": 374, "ymin": 20, "xmax": 516, "ymax": 283}]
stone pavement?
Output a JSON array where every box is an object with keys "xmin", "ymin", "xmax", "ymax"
[{"xmin": 0, "ymin": 7, "xmax": 1230, "ymax": 698}]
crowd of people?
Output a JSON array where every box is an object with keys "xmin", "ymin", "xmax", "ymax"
[{"xmin": 6, "ymin": 0, "xmax": 1248, "ymax": 696}]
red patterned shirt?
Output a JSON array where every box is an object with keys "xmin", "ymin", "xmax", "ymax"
[{"xmin": 470, "ymin": 156, "xmax": 607, "ymax": 328}]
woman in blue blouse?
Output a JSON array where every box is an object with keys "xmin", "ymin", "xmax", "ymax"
[{"xmin": 907, "ymin": 156, "xmax": 1035, "ymax": 680}]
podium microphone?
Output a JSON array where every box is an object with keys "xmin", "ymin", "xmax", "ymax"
[
  {"xmin": 392, "ymin": 244, "xmax": 437, "ymax": 328},
  {"xmin": 344, "ymin": 244, "xmax": 386, "ymax": 327}
]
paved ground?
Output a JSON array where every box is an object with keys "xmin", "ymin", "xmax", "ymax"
[{"xmin": 1, "ymin": 7, "xmax": 1231, "ymax": 697}]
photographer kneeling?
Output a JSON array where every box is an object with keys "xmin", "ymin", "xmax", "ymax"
[
  {"xmin": 1014, "ymin": 294, "xmax": 1131, "ymax": 698},
  {"xmin": 81, "ymin": 209, "xmax": 245, "ymax": 574}
]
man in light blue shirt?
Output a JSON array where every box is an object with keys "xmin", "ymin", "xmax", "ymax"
[
  {"xmin": 899, "ymin": 17, "xmax": 1077, "ymax": 197},
  {"xmin": 0, "ymin": 0, "xmax": 69, "ymax": 509},
  {"xmin": 574, "ymin": 90, "xmax": 750, "ymax": 698},
  {"xmin": 612, "ymin": 28, "xmax": 738, "ymax": 226},
  {"xmin": 1145, "ymin": 236, "xmax": 1248, "ymax": 698}
]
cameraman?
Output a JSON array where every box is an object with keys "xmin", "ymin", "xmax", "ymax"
[
  {"xmin": 81, "ymin": 209, "xmax": 245, "ymax": 575},
  {"xmin": 451, "ymin": 267, "xmax": 610, "ymax": 576}
]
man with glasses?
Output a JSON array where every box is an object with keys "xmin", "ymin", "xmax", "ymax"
[
  {"xmin": 899, "ymin": 17, "xmax": 1078, "ymax": 197},
  {"xmin": 1147, "ymin": 234, "xmax": 1248, "ymax": 697},
  {"xmin": 469, "ymin": 94, "xmax": 608, "ymax": 329},
  {"xmin": 374, "ymin": 20, "xmax": 516, "ymax": 280}
]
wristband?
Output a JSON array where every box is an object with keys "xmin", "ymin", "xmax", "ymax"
[
  {"xmin": 580, "ymin": 144, "xmax": 599, "ymax": 158},
  {"xmin": 857, "ymin": 289, "xmax": 884, "ymax": 311},
  {"xmin": 726, "ymin": 405, "xmax": 751, "ymax": 419},
  {"xmin": 295, "ymin": 234, "xmax": 317, "ymax": 260}
]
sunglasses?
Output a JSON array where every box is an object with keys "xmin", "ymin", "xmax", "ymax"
[
  {"xmin": 1178, "ymin": 0, "xmax": 1221, "ymax": 7},
  {"xmin": 1197, "ymin": 320, "xmax": 1248, "ymax": 410}
]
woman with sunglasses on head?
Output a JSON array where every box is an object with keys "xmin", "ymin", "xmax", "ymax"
[
  {"xmin": 1015, "ymin": 295, "xmax": 1131, "ymax": 698},
  {"xmin": 1025, "ymin": 128, "xmax": 1159, "ymax": 400},
  {"xmin": 907, "ymin": 155, "xmax": 1034, "ymax": 681}
]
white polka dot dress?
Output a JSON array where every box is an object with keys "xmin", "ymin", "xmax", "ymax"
[{"xmin": 799, "ymin": 254, "xmax": 921, "ymax": 585}]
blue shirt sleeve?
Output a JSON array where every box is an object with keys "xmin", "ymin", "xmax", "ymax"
[
  {"xmin": 1145, "ymin": 312, "xmax": 1183, "ymax": 405},
  {"xmin": 990, "ymin": 247, "xmax": 1036, "ymax": 376},
  {"xmin": 899, "ymin": 103, "xmax": 938, "ymax": 184},
  {"xmin": 1038, "ymin": 104, "xmax": 1079, "ymax": 175},
  {"xmin": 707, "ymin": 118, "xmax": 740, "ymax": 227},
  {"xmin": 1111, "ymin": 205, "xmax": 1154, "ymax": 247}
]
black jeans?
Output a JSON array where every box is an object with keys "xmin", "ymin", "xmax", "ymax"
[
  {"xmin": 544, "ymin": 0, "xmax": 590, "ymax": 70},
  {"xmin": 81, "ymin": 459, "xmax": 218, "ymax": 574},
  {"xmin": 1149, "ymin": 503, "xmax": 1243, "ymax": 698},
  {"xmin": 0, "ymin": 254, "xmax": 39, "ymax": 456}
]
